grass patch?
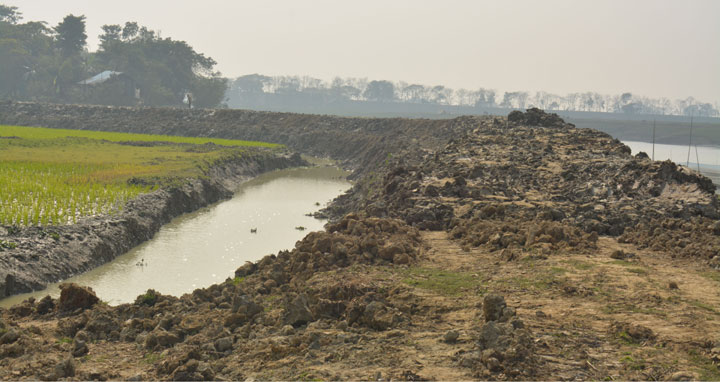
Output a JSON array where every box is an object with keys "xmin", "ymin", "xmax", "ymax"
[
  {"xmin": 615, "ymin": 331, "xmax": 642, "ymax": 346},
  {"xmin": 562, "ymin": 259, "xmax": 595, "ymax": 271},
  {"xmin": 626, "ymin": 267, "xmax": 648, "ymax": 275},
  {"xmin": 55, "ymin": 337, "xmax": 72, "ymax": 344},
  {"xmin": 700, "ymin": 271, "xmax": 720, "ymax": 283},
  {"xmin": 232, "ymin": 276, "xmax": 245, "ymax": 285},
  {"xmin": 0, "ymin": 240, "xmax": 17, "ymax": 250},
  {"xmin": 264, "ymin": 294, "xmax": 282, "ymax": 311},
  {"xmin": 601, "ymin": 303, "xmax": 666, "ymax": 317},
  {"xmin": 0, "ymin": 125, "xmax": 280, "ymax": 148},
  {"xmin": 500, "ymin": 271, "xmax": 564, "ymax": 291},
  {"xmin": 610, "ymin": 260, "xmax": 635, "ymax": 267},
  {"xmin": 687, "ymin": 300, "xmax": 720, "ymax": 315},
  {"xmin": 138, "ymin": 290, "xmax": 159, "ymax": 306},
  {"xmin": 401, "ymin": 267, "xmax": 479, "ymax": 296},
  {"xmin": 0, "ymin": 125, "xmax": 278, "ymax": 226},
  {"xmin": 688, "ymin": 348, "xmax": 720, "ymax": 381},
  {"xmin": 143, "ymin": 352, "xmax": 163, "ymax": 364},
  {"xmin": 620, "ymin": 354, "xmax": 646, "ymax": 370}
]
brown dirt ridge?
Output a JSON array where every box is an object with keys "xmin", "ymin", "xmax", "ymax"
[{"xmin": 1, "ymin": 106, "xmax": 720, "ymax": 380}]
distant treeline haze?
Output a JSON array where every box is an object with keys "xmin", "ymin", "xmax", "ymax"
[{"xmin": 227, "ymin": 74, "xmax": 718, "ymax": 117}]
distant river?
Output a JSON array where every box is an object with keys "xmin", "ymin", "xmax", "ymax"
[
  {"xmin": 0, "ymin": 165, "xmax": 350, "ymax": 308},
  {"xmin": 623, "ymin": 140, "xmax": 720, "ymax": 188}
]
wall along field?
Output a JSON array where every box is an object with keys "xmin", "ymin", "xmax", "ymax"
[{"xmin": 0, "ymin": 125, "xmax": 280, "ymax": 226}]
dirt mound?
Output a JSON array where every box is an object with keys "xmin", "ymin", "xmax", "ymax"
[
  {"xmin": 507, "ymin": 107, "xmax": 566, "ymax": 128},
  {"xmin": 330, "ymin": 113, "xmax": 718, "ymax": 264},
  {"xmin": 619, "ymin": 216, "xmax": 720, "ymax": 260},
  {"xmin": 451, "ymin": 216, "xmax": 598, "ymax": 255},
  {"xmin": 0, "ymin": 215, "xmax": 428, "ymax": 380},
  {"xmin": 456, "ymin": 294, "xmax": 537, "ymax": 379},
  {"xmin": 58, "ymin": 283, "xmax": 99, "ymax": 312},
  {"xmin": 234, "ymin": 215, "xmax": 424, "ymax": 288}
]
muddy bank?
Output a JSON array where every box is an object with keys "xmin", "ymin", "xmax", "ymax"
[{"xmin": 0, "ymin": 150, "xmax": 307, "ymax": 298}]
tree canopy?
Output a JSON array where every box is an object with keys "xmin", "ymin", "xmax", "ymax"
[
  {"xmin": 0, "ymin": 4, "xmax": 227, "ymax": 108},
  {"xmin": 55, "ymin": 14, "xmax": 86, "ymax": 57},
  {"xmin": 0, "ymin": 4, "xmax": 21, "ymax": 23},
  {"xmin": 95, "ymin": 21, "xmax": 226, "ymax": 107}
]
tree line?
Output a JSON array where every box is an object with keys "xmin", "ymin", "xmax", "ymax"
[
  {"xmin": 0, "ymin": 4, "xmax": 225, "ymax": 107},
  {"xmin": 228, "ymin": 75, "xmax": 718, "ymax": 117}
]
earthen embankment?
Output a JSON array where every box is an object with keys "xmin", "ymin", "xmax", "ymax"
[{"xmin": 0, "ymin": 101, "xmax": 461, "ymax": 177}]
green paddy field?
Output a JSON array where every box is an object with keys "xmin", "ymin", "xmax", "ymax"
[{"xmin": 0, "ymin": 125, "xmax": 279, "ymax": 226}]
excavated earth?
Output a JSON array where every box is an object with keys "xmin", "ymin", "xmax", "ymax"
[{"xmin": 1, "ymin": 106, "xmax": 720, "ymax": 380}]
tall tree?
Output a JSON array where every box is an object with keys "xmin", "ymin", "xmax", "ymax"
[
  {"xmin": 121, "ymin": 22, "xmax": 139, "ymax": 41},
  {"xmin": 96, "ymin": 22, "xmax": 226, "ymax": 107},
  {"xmin": 99, "ymin": 24, "xmax": 121, "ymax": 45},
  {"xmin": 0, "ymin": 4, "xmax": 21, "ymax": 23},
  {"xmin": 55, "ymin": 14, "xmax": 86, "ymax": 57}
]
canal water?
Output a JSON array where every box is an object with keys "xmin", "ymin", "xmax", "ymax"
[{"xmin": 0, "ymin": 165, "xmax": 350, "ymax": 308}]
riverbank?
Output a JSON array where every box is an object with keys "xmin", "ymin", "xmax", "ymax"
[{"xmin": 0, "ymin": 149, "xmax": 307, "ymax": 298}]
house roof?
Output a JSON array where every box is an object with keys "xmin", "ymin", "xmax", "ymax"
[{"xmin": 78, "ymin": 70, "xmax": 123, "ymax": 85}]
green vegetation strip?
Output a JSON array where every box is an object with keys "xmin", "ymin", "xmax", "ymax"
[
  {"xmin": 401, "ymin": 267, "xmax": 479, "ymax": 296},
  {"xmin": 0, "ymin": 125, "xmax": 278, "ymax": 227},
  {"xmin": 0, "ymin": 125, "xmax": 280, "ymax": 148}
]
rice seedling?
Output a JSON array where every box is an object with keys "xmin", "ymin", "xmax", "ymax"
[
  {"xmin": 0, "ymin": 161, "xmax": 152, "ymax": 226},
  {"xmin": 0, "ymin": 125, "xmax": 278, "ymax": 227}
]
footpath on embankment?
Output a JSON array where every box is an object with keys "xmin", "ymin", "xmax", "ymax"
[{"xmin": 1, "ymin": 106, "xmax": 720, "ymax": 380}]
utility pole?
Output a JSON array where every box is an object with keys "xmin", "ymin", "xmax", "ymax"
[
  {"xmin": 686, "ymin": 115, "xmax": 693, "ymax": 167},
  {"xmin": 652, "ymin": 119, "xmax": 656, "ymax": 161}
]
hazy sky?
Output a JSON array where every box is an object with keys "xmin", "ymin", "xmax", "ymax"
[{"xmin": 6, "ymin": 0, "xmax": 720, "ymax": 104}]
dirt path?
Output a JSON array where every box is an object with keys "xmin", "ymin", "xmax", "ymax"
[{"xmin": 410, "ymin": 231, "xmax": 720, "ymax": 380}]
